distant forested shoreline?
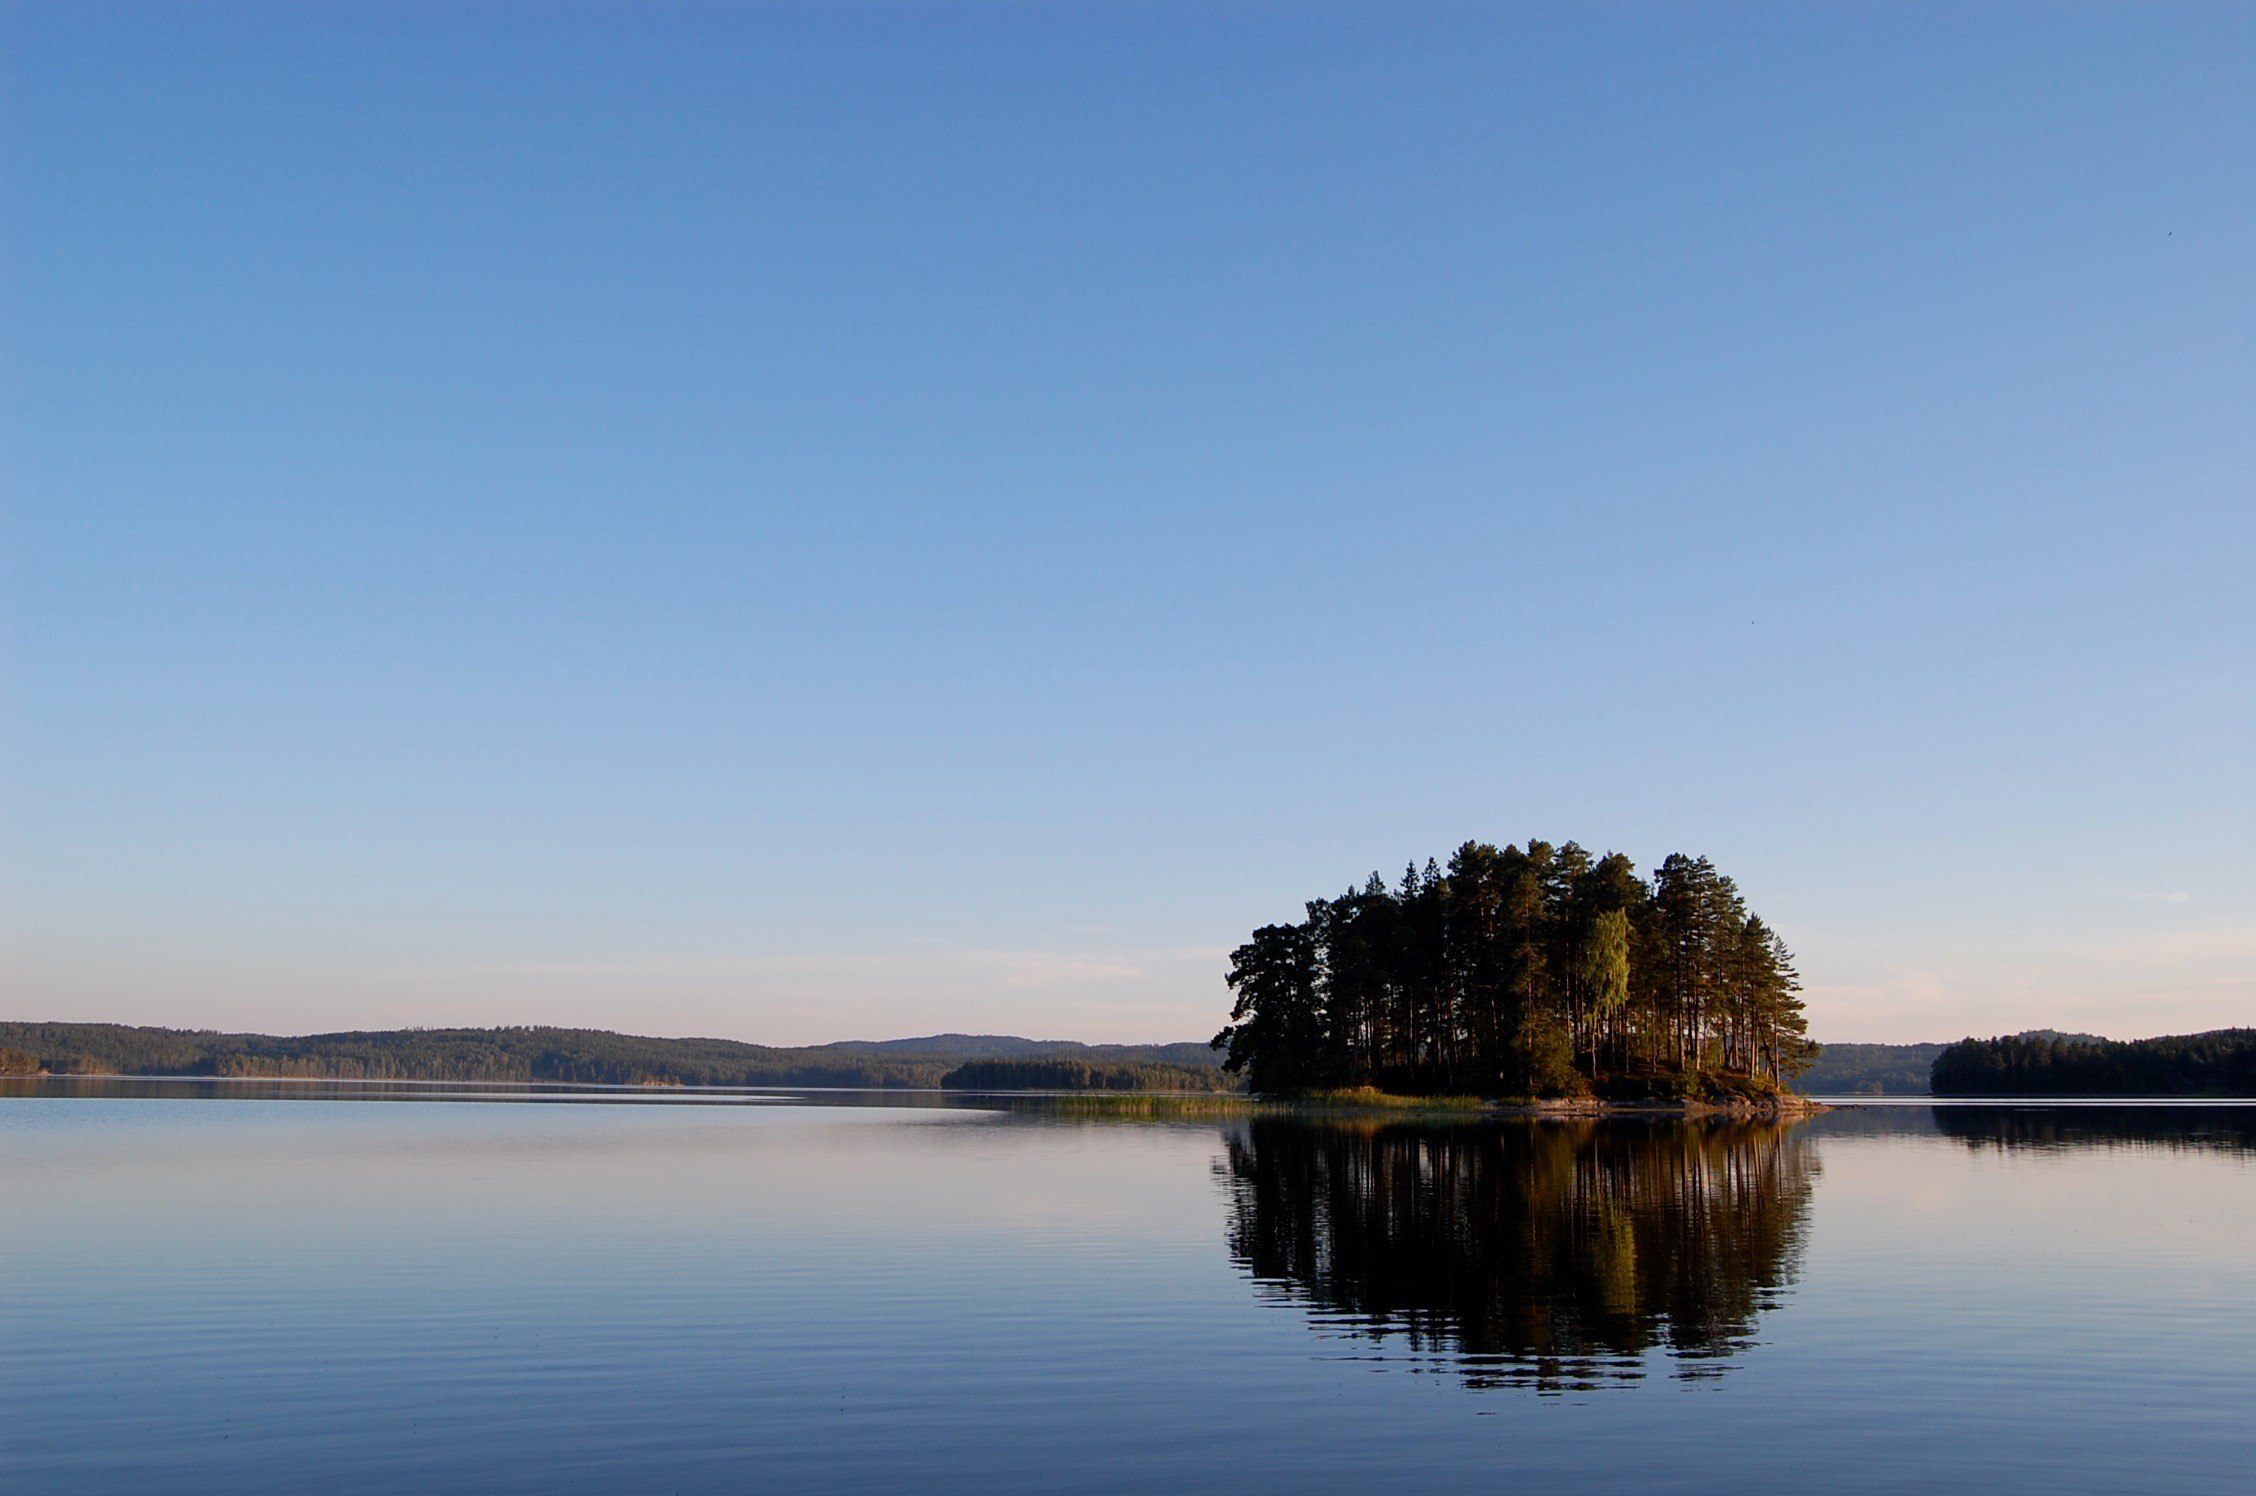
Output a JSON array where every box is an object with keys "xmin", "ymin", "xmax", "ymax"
[
  {"xmin": 939, "ymin": 1057, "xmax": 1234, "ymax": 1092},
  {"xmin": 1211, "ymin": 840, "xmax": 1814, "ymax": 1100},
  {"xmin": 1795, "ymin": 1042, "xmax": 1946, "ymax": 1096},
  {"xmin": 0, "ymin": 1023, "xmax": 1226, "ymax": 1090},
  {"xmin": 1932, "ymin": 1029, "xmax": 2256, "ymax": 1097},
  {"xmin": 21, "ymin": 1017, "xmax": 2244, "ymax": 1102}
]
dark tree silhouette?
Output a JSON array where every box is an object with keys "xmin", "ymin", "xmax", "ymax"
[
  {"xmin": 1212, "ymin": 840, "xmax": 1814, "ymax": 1098},
  {"xmin": 1932, "ymin": 1030, "xmax": 2256, "ymax": 1097}
]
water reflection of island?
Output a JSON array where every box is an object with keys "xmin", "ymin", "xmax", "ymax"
[{"xmin": 1221, "ymin": 1120, "xmax": 1817, "ymax": 1390}]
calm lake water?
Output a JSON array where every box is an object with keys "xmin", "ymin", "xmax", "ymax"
[{"xmin": 4, "ymin": 1089, "xmax": 2252, "ymax": 1493}]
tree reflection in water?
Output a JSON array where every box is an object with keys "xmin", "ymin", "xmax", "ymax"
[
  {"xmin": 1931, "ymin": 1105, "xmax": 2256, "ymax": 1155},
  {"xmin": 1221, "ymin": 1119, "xmax": 1817, "ymax": 1390}
]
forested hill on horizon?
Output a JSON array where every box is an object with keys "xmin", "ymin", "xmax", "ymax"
[
  {"xmin": 10, "ymin": 1019, "xmax": 2213, "ymax": 1098},
  {"xmin": 0, "ymin": 1023, "xmax": 1229, "ymax": 1090},
  {"xmin": 1933, "ymin": 1029, "xmax": 2256, "ymax": 1097},
  {"xmin": 1794, "ymin": 1042, "xmax": 1949, "ymax": 1096},
  {"xmin": 1788, "ymin": 1035, "xmax": 2099, "ymax": 1095}
]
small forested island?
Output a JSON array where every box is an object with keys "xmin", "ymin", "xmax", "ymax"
[
  {"xmin": 1212, "ymin": 839, "xmax": 1816, "ymax": 1111},
  {"xmin": 1932, "ymin": 1029, "xmax": 2256, "ymax": 1097}
]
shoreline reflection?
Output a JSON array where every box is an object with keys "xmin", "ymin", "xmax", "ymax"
[{"xmin": 1931, "ymin": 1104, "xmax": 2256, "ymax": 1154}]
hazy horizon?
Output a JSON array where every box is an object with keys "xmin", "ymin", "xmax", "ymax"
[
  {"xmin": 5, "ymin": 3, "xmax": 2250, "ymax": 1048},
  {"xmin": 0, "ymin": 1013, "xmax": 2202, "ymax": 1052}
]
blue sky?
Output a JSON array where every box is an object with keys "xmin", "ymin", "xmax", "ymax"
[{"xmin": 3, "ymin": 2, "xmax": 2250, "ymax": 1045}]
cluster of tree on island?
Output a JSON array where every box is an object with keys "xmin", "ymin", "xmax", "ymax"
[{"xmin": 1212, "ymin": 840, "xmax": 1814, "ymax": 1099}]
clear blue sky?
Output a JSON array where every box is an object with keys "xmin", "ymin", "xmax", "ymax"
[{"xmin": 3, "ymin": 2, "xmax": 2249, "ymax": 1045}]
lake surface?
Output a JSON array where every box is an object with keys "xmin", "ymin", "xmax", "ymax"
[{"xmin": 4, "ymin": 1089, "xmax": 2252, "ymax": 1493}]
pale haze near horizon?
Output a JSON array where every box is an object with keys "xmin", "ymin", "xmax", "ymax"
[{"xmin": 3, "ymin": 3, "xmax": 2250, "ymax": 1048}]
